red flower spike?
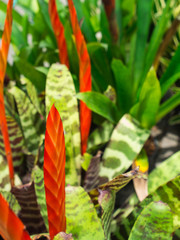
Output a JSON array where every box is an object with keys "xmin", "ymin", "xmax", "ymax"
[
  {"xmin": 0, "ymin": 194, "xmax": 31, "ymax": 240},
  {"xmin": 49, "ymin": 0, "xmax": 69, "ymax": 68},
  {"xmin": 68, "ymin": 0, "xmax": 92, "ymax": 155},
  {"xmin": 44, "ymin": 104, "xmax": 66, "ymax": 240},
  {"xmin": 0, "ymin": 0, "xmax": 14, "ymax": 186}
]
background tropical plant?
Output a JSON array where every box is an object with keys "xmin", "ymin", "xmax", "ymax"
[{"xmin": 0, "ymin": 0, "xmax": 180, "ymax": 239}]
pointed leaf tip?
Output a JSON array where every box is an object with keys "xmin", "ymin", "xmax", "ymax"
[{"xmin": 44, "ymin": 104, "xmax": 66, "ymax": 239}]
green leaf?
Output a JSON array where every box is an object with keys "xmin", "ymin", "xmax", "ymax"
[
  {"xmin": 73, "ymin": 0, "xmax": 96, "ymax": 42},
  {"xmin": 131, "ymin": 68, "xmax": 161, "ymax": 129},
  {"xmin": 156, "ymin": 91, "xmax": 180, "ymax": 122},
  {"xmin": 77, "ymin": 92, "xmax": 121, "ymax": 123},
  {"xmin": 160, "ymin": 45, "xmax": 180, "ymax": 96},
  {"xmin": 118, "ymin": 176, "xmax": 180, "ymax": 239},
  {"xmin": 143, "ymin": 0, "xmax": 172, "ymax": 82},
  {"xmin": 15, "ymin": 59, "xmax": 46, "ymax": 92},
  {"xmin": 66, "ymin": 186, "xmax": 104, "ymax": 240},
  {"xmin": 25, "ymin": 78, "xmax": 44, "ymax": 116},
  {"xmin": 10, "ymin": 87, "xmax": 40, "ymax": 155},
  {"xmin": 87, "ymin": 121, "xmax": 114, "ymax": 154},
  {"xmin": 128, "ymin": 201, "xmax": 173, "ymax": 240},
  {"xmin": 32, "ymin": 166, "xmax": 48, "ymax": 231},
  {"xmin": 100, "ymin": 114, "xmax": 150, "ymax": 180},
  {"xmin": 98, "ymin": 190, "xmax": 116, "ymax": 240},
  {"xmin": 89, "ymin": 168, "xmax": 140, "ymax": 239},
  {"xmin": 111, "ymin": 59, "xmax": 133, "ymax": 114},
  {"xmin": 46, "ymin": 63, "xmax": 81, "ymax": 185},
  {"xmin": 133, "ymin": 0, "xmax": 153, "ymax": 92},
  {"xmin": 148, "ymin": 151, "xmax": 180, "ymax": 193},
  {"xmin": 87, "ymin": 43, "xmax": 113, "ymax": 92}
]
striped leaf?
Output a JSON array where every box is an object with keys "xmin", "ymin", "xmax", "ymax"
[
  {"xmin": 10, "ymin": 86, "xmax": 40, "ymax": 155},
  {"xmin": 0, "ymin": 116, "xmax": 24, "ymax": 175},
  {"xmin": 46, "ymin": 63, "xmax": 81, "ymax": 185},
  {"xmin": 89, "ymin": 168, "xmax": 139, "ymax": 240},
  {"xmin": 44, "ymin": 104, "xmax": 66, "ymax": 239},
  {"xmin": 25, "ymin": 78, "xmax": 44, "ymax": 117},
  {"xmin": 32, "ymin": 166, "xmax": 48, "ymax": 231},
  {"xmin": 100, "ymin": 114, "xmax": 150, "ymax": 180},
  {"xmin": 11, "ymin": 182, "xmax": 47, "ymax": 235},
  {"xmin": 0, "ymin": 0, "xmax": 14, "ymax": 186},
  {"xmin": 68, "ymin": 0, "xmax": 92, "ymax": 155},
  {"xmin": 128, "ymin": 201, "xmax": 173, "ymax": 240},
  {"xmin": 98, "ymin": 190, "xmax": 116, "ymax": 240},
  {"xmin": 49, "ymin": 0, "xmax": 69, "ymax": 68},
  {"xmin": 0, "ymin": 194, "xmax": 31, "ymax": 240},
  {"xmin": 148, "ymin": 151, "xmax": 180, "ymax": 193},
  {"xmin": 83, "ymin": 151, "xmax": 101, "ymax": 191},
  {"xmin": 66, "ymin": 186, "xmax": 104, "ymax": 240}
]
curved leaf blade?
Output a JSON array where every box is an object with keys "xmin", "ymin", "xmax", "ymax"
[
  {"xmin": 148, "ymin": 151, "xmax": 180, "ymax": 193},
  {"xmin": 100, "ymin": 114, "xmax": 150, "ymax": 180},
  {"xmin": 66, "ymin": 186, "xmax": 104, "ymax": 240},
  {"xmin": 44, "ymin": 104, "xmax": 66, "ymax": 239},
  {"xmin": 0, "ymin": 193, "xmax": 31, "ymax": 240},
  {"xmin": 77, "ymin": 92, "xmax": 120, "ymax": 123}
]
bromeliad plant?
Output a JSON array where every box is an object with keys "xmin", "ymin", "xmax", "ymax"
[{"xmin": 0, "ymin": 0, "xmax": 180, "ymax": 239}]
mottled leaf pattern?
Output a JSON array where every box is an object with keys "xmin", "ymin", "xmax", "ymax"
[
  {"xmin": 117, "ymin": 176, "xmax": 180, "ymax": 239},
  {"xmin": 128, "ymin": 201, "xmax": 173, "ymax": 240},
  {"xmin": 87, "ymin": 121, "xmax": 114, "ymax": 153},
  {"xmin": 100, "ymin": 114, "xmax": 150, "ymax": 180},
  {"xmin": 44, "ymin": 104, "xmax": 66, "ymax": 239},
  {"xmin": 0, "ymin": 194, "xmax": 31, "ymax": 240},
  {"xmin": 0, "ymin": 0, "xmax": 14, "ymax": 186},
  {"xmin": 32, "ymin": 166, "xmax": 48, "ymax": 231},
  {"xmin": 54, "ymin": 232, "xmax": 73, "ymax": 240},
  {"xmin": 11, "ymin": 182, "xmax": 47, "ymax": 235},
  {"xmin": 66, "ymin": 186, "xmax": 104, "ymax": 240},
  {"xmin": 148, "ymin": 151, "xmax": 180, "ymax": 193},
  {"xmin": 68, "ymin": 0, "xmax": 92, "ymax": 155},
  {"xmin": 98, "ymin": 190, "xmax": 116, "ymax": 240},
  {"xmin": 49, "ymin": 0, "xmax": 69, "ymax": 68},
  {"xmin": 46, "ymin": 63, "xmax": 81, "ymax": 185},
  {"xmin": 10, "ymin": 86, "xmax": 40, "ymax": 155},
  {"xmin": 25, "ymin": 78, "xmax": 44, "ymax": 117}
]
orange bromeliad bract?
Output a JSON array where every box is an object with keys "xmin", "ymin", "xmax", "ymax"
[
  {"xmin": 0, "ymin": 194, "xmax": 31, "ymax": 240},
  {"xmin": 49, "ymin": 0, "xmax": 69, "ymax": 68},
  {"xmin": 44, "ymin": 104, "xmax": 66, "ymax": 239},
  {"xmin": 68, "ymin": 0, "xmax": 92, "ymax": 155},
  {"xmin": 0, "ymin": 0, "xmax": 14, "ymax": 186}
]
